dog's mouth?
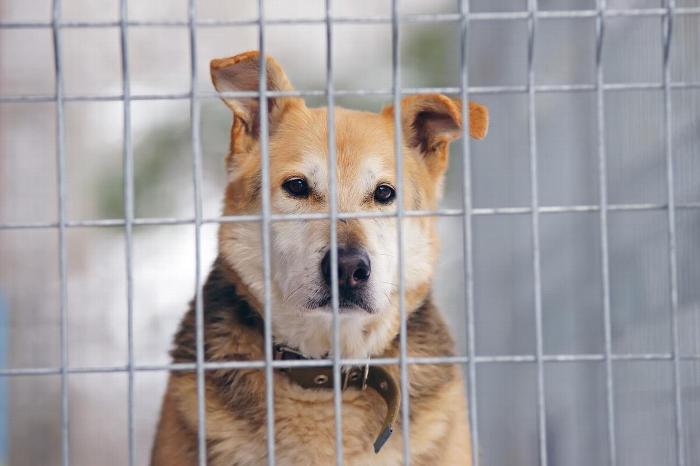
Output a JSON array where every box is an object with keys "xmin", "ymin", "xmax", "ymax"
[{"xmin": 306, "ymin": 292, "xmax": 373, "ymax": 313}]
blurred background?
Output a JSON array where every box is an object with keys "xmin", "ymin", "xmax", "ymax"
[{"xmin": 1, "ymin": 0, "xmax": 700, "ymax": 465}]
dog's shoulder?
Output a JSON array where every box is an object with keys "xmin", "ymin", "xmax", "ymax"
[
  {"xmin": 386, "ymin": 298, "xmax": 459, "ymax": 404},
  {"xmin": 405, "ymin": 297, "xmax": 455, "ymax": 356},
  {"xmin": 170, "ymin": 257, "xmax": 264, "ymax": 365}
]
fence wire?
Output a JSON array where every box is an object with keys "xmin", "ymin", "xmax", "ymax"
[{"xmin": 1, "ymin": 1, "xmax": 697, "ymax": 466}]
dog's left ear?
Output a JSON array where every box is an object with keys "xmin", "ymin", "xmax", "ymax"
[
  {"xmin": 211, "ymin": 51, "xmax": 303, "ymax": 142},
  {"xmin": 383, "ymin": 95, "xmax": 488, "ymax": 174}
]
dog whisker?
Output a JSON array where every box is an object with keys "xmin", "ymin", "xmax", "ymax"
[{"xmin": 285, "ymin": 282, "xmax": 311, "ymax": 304}]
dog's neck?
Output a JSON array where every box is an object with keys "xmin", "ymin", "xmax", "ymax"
[{"xmin": 216, "ymin": 256, "xmax": 404, "ymax": 359}]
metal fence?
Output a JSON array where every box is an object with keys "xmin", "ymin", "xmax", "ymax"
[{"xmin": 1, "ymin": 0, "xmax": 699, "ymax": 465}]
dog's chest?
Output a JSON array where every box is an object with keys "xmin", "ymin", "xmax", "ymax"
[{"xmin": 209, "ymin": 385, "xmax": 409, "ymax": 466}]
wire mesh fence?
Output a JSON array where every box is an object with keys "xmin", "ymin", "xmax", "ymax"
[{"xmin": 1, "ymin": 0, "xmax": 699, "ymax": 465}]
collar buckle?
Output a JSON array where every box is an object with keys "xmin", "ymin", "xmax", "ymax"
[
  {"xmin": 361, "ymin": 360, "xmax": 370, "ymax": 391},
  {"xmin": 341, "ymin": 359, "xmax": 370, "ymax": 391}
]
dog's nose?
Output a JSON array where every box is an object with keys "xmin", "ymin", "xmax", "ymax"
[{"xmin": 321, "ymin": 248, "xmax": 371, "ymax": 290}]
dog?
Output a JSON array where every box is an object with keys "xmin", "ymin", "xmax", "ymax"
[{"xmin": 151, "ymin": 50, "xmax": 488, "ymax": 466}]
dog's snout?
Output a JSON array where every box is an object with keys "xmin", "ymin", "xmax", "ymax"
[{"xmin": 321, "ymin": 248, "xmax": 371, "ymax": 290}]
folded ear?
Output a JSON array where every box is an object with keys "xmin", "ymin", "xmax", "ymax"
[
  {"xmin": 384, "ymin": 95, "xmax": 489, "ymax": 154},
  {"xmin": 210, "ymin": 51, "xmax": 302, "ymax": 139}
]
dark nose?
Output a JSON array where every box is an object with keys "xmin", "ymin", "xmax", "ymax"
[{"xmin": 321, "ymin": 248, "xmax": 371, "ymax": 289}]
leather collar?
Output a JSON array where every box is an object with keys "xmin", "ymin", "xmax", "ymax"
[{"xmin": 274, "ymin": 345, "xmax": 400, "ymax": 454}]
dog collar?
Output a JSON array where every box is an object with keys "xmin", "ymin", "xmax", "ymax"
[{"xmin": 273, "ymin": 345, "xmax": 400, "ymax": 454}]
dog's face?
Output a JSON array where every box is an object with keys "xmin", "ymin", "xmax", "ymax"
[{"xmin": 211, "ymin": 52, "xmax": 487, "ymax": 358}]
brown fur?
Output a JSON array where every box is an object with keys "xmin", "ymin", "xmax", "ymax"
[
  {"xmin": 152, "ymin": 51, "xmax": 488, "ymax": 465},
  {"xmin": 152, "ymin": 259, "xmax": 469, "ymax": 465}
]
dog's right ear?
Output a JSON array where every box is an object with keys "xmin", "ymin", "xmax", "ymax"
[{"xmin": 211, "ymin": 51, "xmax": 303, "ymax": 141}]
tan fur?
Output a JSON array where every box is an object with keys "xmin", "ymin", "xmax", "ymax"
[
  {"xmin": 152, "ymin": 51, "xmax": 488, "ymax": 465},
  {"xmin": 162, "ymin": 371, "xmax": 470, "ymax": 466}
]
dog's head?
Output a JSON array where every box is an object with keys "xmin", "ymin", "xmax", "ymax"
[{"xmin": 211, "ymin": 51, "xmax": 488, "ymax": 358}]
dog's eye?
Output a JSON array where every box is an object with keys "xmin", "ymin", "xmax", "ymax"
[
  {"xmin": 282, "ymin": 178, "xmax": 310, "ymax": 198},
  {"xmin": 374, "ymin": 184, "xmax": 396, "ymax": 204}
]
